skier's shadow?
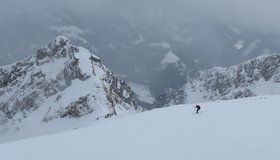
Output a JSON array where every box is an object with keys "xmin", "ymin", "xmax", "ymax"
[{"xmin": 191, "ymin": 111, "xmax": 203, "ymax": 115}]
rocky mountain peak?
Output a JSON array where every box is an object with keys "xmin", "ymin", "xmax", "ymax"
[
  {"xmin": 36, "ymin": 35, "xmax": 79, "ymax": 61},
  {"xmin": 154, "ymin": 54, "xmax": 280, "ymax": 107},
  {"xmin": 0, "ymin": 36, "xmax": 139, "ymax": 136}
]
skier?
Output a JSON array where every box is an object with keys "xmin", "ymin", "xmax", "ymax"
[{"xmin": 195, "ymin": 105, "xmax": 201, "ymax": 114}]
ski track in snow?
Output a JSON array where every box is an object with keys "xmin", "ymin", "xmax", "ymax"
[{"xmin": 0, "ymin": 95, "xmax": 280, "ymax": 160}]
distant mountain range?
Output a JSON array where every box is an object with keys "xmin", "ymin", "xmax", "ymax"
[
  {"xmin": 154, "ymin": 54, "xmax": 280, "ymax": 107},
  {"xmin": 1, "ymin": 8, "xmax": 280, "ymax": 97}
]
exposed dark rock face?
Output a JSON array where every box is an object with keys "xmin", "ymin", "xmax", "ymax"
[
  {"xmin": 0, "ymin": 111, "xmax": 8, "ymax": 125},
  {"xmin": 36, "ymin": 36, "xmax": 79, "ymax": 61},
  {"xmin": 103, "ymin": 70, "xmax": 136, "ymax": 107},
  {"xmin": 154, "ymin": 89, "xmax": 186, "ymax": 108},
  {"xmin": 0, "ymin": 58, "xmax": 34, "ymax": 88},
  {"xmin": 61, "ymin": 95, "xmax": 93, "ymax": 118},
  {"xmin": 155, "ymin": 55, "xmax": 280, "ymax": 107}
]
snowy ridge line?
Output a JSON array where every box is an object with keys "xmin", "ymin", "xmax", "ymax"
[
  {"xmin": 155, "ymin": 54, "xmax": 280, "ymax": 107},
  {"xmin": 0, "ymin": 36, "xmax": 140, "ymax": 143}
]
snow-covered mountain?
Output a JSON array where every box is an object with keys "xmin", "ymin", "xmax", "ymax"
[
  {"xmin": 155, "ymin": 54, "xmax": 280, "ymax": 107},
  {"xmin": 0, "ymin": 36, "xmax": 140, "ymax": 141},
  {"xmin": 1, "ymin": 95, "xmax": 279, "ymax": 160}
]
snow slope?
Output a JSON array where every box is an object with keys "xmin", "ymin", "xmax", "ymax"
[{"xmin": 0, "ymin": 95, "xmax": 279, "ymax": 160}]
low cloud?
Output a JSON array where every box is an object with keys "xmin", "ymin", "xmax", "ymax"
[{"xmin": 1, "ymin": 0, "xmax": 280, "ymax": 31}]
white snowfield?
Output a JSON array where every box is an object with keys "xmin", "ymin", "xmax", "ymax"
[{"xmin": 0, "ymin": 95, "xmax": 280, "ymax": 160}]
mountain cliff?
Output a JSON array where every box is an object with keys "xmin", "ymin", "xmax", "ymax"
[
  {"xmin": 0, "ymin": 36, "xmax": 140, "ymax": 137},
  {"xmin": 154, "ymin": 54, "xmax": 280, "ymax": 107}
]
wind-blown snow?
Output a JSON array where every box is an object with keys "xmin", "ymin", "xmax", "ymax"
[{"xmin": 0, "ymin": 95, "xmax": 279, "ymax": 160}]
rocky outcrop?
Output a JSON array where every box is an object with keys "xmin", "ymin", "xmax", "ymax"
[{"xmin": 154, "ymin": 89, "xmax": 186, "ymax": 108}]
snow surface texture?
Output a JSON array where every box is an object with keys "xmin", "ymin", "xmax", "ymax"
[
  {"xmin": 0, "ymin": 36, "xmax": 139, "ymax": 142},
  {"xmin": 155, "ymin": 54, "xmax": 280, "ymax": 107},
  {"xmin": 0, "ymin": 95, "xmax": 279, "ymax": 160}
]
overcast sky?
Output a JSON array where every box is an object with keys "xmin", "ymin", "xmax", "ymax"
[{"xmin": 1, "ymin": 0, "xmax": 280, "ymax": 31}]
